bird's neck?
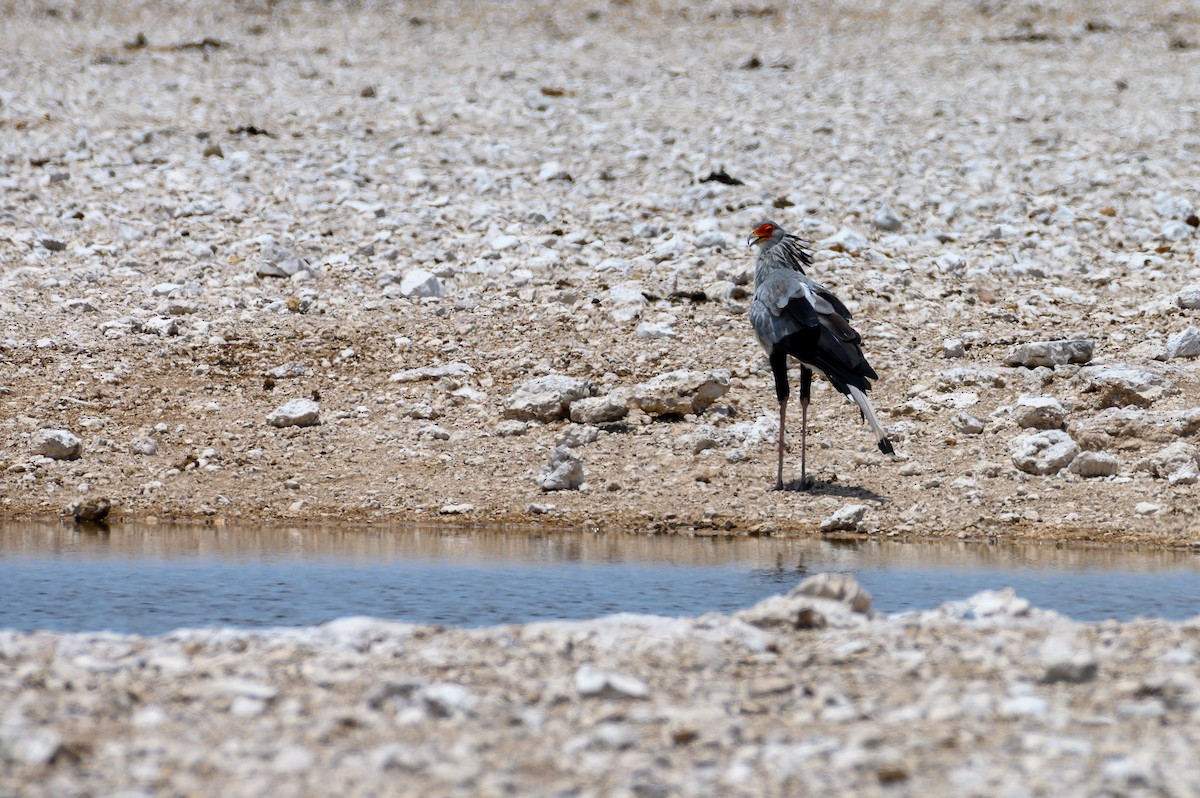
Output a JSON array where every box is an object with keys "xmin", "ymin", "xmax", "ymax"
[{"xmin": 754, "ymin": 244, "xmax": 802, "ymax": 287}]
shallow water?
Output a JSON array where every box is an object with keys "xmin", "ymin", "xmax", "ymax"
[{"xmin": 2, "ymin": 523, "xmax": 1199, "ymax": 634}]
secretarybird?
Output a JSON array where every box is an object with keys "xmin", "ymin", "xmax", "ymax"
[{"xmin": 747, "ymin": 221, "xmax": 893, "ymax": 490}]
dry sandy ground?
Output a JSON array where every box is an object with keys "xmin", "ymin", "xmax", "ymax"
[{"xmin": 0, "ymin": 0, "xmax": 1198, "ymax": 545}]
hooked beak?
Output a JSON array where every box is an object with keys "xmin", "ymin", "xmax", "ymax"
[{"xmin": 747, "ymin": 233, "xmax": 766, "ymax": 246}]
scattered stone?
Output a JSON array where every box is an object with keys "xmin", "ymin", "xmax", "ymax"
[
  {"xmin": 1041, "ymin": 634, "xmax": 1098, "ymax": 684},
  {"xmin": 1178, "ymin": 285, "xmax": 1200, "ymax": 309},
  {"xmin": 819, "ymin": 227, "xmax": 869, "ymax": 253},
  {"xmin": 793, "ymin": 572, "xmax": 873, "ymax": 614},
  {"xmin": 438, "ymin": 503, "xmax": 475, "ymax": 515},
  {"xmin": 398, "ymin": 269, "xmax": 443, "ymax": 298},
  {"xmin": 952, "ymin": 412, "xmax": 985, "ymax": 435},
  {"xmin": 257, "ymin": 244, "xmax": 313, "ymax": 279},
  {"xmin": 682, "ymin": 425, "xmax": 725, "ymax": 455},
  {"xmin": 267, "ymin": 399, "xmax": 320, "ymax": 428},
  {"xmin": 635, "ymin": 321, "xmax": 676, "ymax": 339},
  {"xmin": 1068, "ymin": 451, "xmax": 1119, "ymax": 478},
  {"xmin": 1165, "ymin": 327, "xmax": 1200, "ymax": 360},
  {"xmin": 941, "ymin": 338, "xmax": 965, "ymax": 358},
  {"xmin": 389, "ymin": 362, "xmax": 475, "ymax": 383},
  {"xmin": 871, "ymin": 205, "xmax": 903, "ymax": 232},
  {"xmin": 494, "ymin": 420, "xmax": 528, "ymax": 437},
  {"xmin": 32, "ymin": 428, "xmax": 82, "ymax": 460},
  {"xmin": 1010, "ymin": 430, "xmax": 1080, "ymax": 475},
  {"xmin": 629, "ymin": 370, "xmax": 730, "ymax": 416},
  {"xmin": 539, "ymin": 446, "xmax": 584, "ymax": 491},
  {"xmin": 557, "ymin": 425, "xmax": 599, "ymax": 448},
  {"xmin": 963, "ymin": 587, "xmax": 1031, "ymax": 618},
  {"xmin": 574, "ymin": 665, "xmax": 649, "ymax": 700},
  {"xmin": 1154, "ymin": 192, "xmax": 1195, "ymax": 220},
  {"xmin": 1073, "ymin": 408, "xmax": 1200, "ymax": 449},
  {"xmin": 265, "ymin": 361, "xmax": 311, "ymax": 379},
  {"xmin": 819, "ymin": 503, "xmax": 870, "ymax": 532},
  {"xmin": 605, "ymin": 282, "xmax": 647, "ymax": 322},
  {"xmin": 1004, "ymin": 338, "xmax": 1093, "ymax": 368},
  {"xmin": 1138, "ymin": 441, "xmax": 1200, "ymax": 485},
  {"xmin": 73, "ymin": 496, "xmax": 111, "ymax": 523},
  {"xmin": 1013, "ymin": 396, "xmax": 1068, "ymax": 430},
  {"xmin": 538, "ymin": 161, "xmax": 571, "ymax": 181},
  {"xmin": 1134, "ymin": 502, "xmax": 1162, "ymax": 516},
  {"xmin": 504, "ymin": 375, "xmax": 594, "ymax": 422},
  {"xmin": 569, "ymin": 392, "xmax": 628, "ymax": 424},
  {"xmin": 130, "ymin": 437, "xmax": 158, "ymax": 456},
  {"xmin": 1073, "ymin": 365, "xmax": 1176, "ymax": 408}
]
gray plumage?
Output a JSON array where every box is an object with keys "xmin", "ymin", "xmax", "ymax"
[{"xmin": 748, "ymin": 221, "xmax": 893, "ymax": 490}]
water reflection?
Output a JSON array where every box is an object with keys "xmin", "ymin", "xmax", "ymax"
[{"xmin": 1, "ymin": 521, "xmax": 1199, "ymax": 634}]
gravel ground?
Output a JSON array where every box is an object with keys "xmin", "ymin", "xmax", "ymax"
[
  {"xmin": 5, "ymin": 577, "xmax": 1200, "ymax": 797},
  {"xmin": 2, "ymin": 3, "xmax": 1200, "ymax": 791},
  {"xmin": 1, "ymin": 0, "xmax": 1200, "ymax": 541}
]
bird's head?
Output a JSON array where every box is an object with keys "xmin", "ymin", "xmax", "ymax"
[{"xmin": 748, "ymin": 220, "xmax": 783, "ymax": 248}]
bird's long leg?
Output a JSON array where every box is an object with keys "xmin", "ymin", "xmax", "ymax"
[
  {"xmin": 799, "ymin": 366, "xmax": 813, "ymax": 490},
  {"xmin": 769, "ymin": 351, "xmax": 790, "ymax": 491},
  {"xmin": 776, "ymin": 400, "xmax": 786, "ymax": 491}
]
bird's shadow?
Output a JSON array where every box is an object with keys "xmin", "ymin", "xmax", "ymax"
[{"xmin": 776, "ymin": 478, "xmax": 890, "ymax": 504}]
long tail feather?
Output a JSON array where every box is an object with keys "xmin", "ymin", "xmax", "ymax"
[{"xmin": 847, "ymin": 386, "xmax": 894, "ymax": 455}]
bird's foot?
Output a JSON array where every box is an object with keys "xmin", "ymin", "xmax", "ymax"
[{"xmin": 768, "ymin": 476, "xmax": 815, "ymax": 492}]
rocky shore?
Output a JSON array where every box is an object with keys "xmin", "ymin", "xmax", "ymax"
[
  {"xmin": 3, "ymin": 1, "xmax": 1200, "ymax": 793},
  {"xmin": 4, "ymin": 575, "xmax": 1200, "ymax": 796},
  {"xmin": 0, "ymin": 0, "xmax": 1198, "ymax": 542}
]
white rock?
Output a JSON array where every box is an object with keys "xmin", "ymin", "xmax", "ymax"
[
  {"xmin": 266, "ymin": 399, "xmax": 320, "ymax": 428},
  {"xmin": 819, "ymin": 504, "xmax": 870, "ymax": 532},
  {"xmin": 635, "ymin": 321, "xmax": 676, "ymax": 339},
  {"xmin": 1178, "ymin": 285, "xmax": 1200, "ymax": 309},
  {"xmin": 489, "ymin": 234, "xmax": 520, "ymax": 251},
  {"xmin": 1010, "ymin": 430, "xmax": 1080, "ymax": 475},
  {"xmin": 265, "ymin": 361, "xmax": 310, "ymax": 379},
  {"xmin": 942, "ymin": 338, "xmax": 965, "ymax": 358},
  {"xmin": 1014, "ymin": 396, "xmax": 1068, "ymax": 430},
  {"xmin": 569, "ymin": 393, "xmax": 628, "ymax": 424},
  {"xmin": 1162, "ymin": 220, "xmax": 1193, "ymax": 241},
  {"xmin": 1139, "ymin": 441, "xmax": 1200, "ymax": 485},
  {"xmin": 32, "ymin": 428, "xmax": 82, "ymax": 460},
  {"xmin": 1073, "ymin": 365, "xmax": 1176, "ymax": 408},
  {"xmin": 557, "ymin": 425, "xmax": 599, "ymax": 448},
  {"xmin": 952, "ymin": 412, "xmax": 985, "ymax": 435},
  {"xmin": 1040, "ymin": 634, "xmax": 1098, "ymax": 684},
  {"xmin": 539, "ymin": 446, "xmax": 584, "ymax": 491},
  {"xmin": 1005, "ymin": 338, "xmax": 1093, "ymax": 368},
  {"xmin": 819, "ymin": 227, "xmax": 869, "ymax": 253},
  {"xmin": 3, "ymin": 728, "xmax": 62, "ymax": 766},
  {"xmin": 505, "ymin": 375, "xmax": 594, "ymax": 422},
  {"xmin": 629, "ymin": 369, "xmax": 730, "ymax": 416},
  {"xmin": 871, "ymin": 205, "xmax": 903, "ymax": 231},
  {"xmin": 606, "ymin": 282, "xmax": 646, "ymax": 322},
  {"xmin": 1165, "ymin": 327, "xmax": 1200, "ymax": 360},
  {"xmin": 574, "ymin": 665, "xmax": 649, "ymax": 700},
  {"xmin": 399, "ymin": 269, "xmax": 443, "ymax": 298},
  {"xmin": 1154, "ymin": 192, "xmax": 1195, "ymax": 220},
  {"xmin": 257, "ymin": 245, "xmax": 313, "ymax": 278},
  {"xmin": 965, "ymin": 587, "xmax": 1030, "ymax": 618},
  {"xmin": 1074, "ymin": 408, "xmax": 1200, "ymax": 448},
  {"xmin": 389, "ymin": 362, "xmax": 475, "ymax": 383},
  {"xmin": 1135, "ymin": 502, "xmax": 1162, "ymax": 516},
  {"xmin": 438, "ymin": 503, "xmax": 475, "ymax": 515},
  {"xmin": 1068, "ymin": 451, "xmax": 1119, "ymax": 478},
  {"xmin": 130, "ymin": 437, "xmax": 158, "ymax": 456},
  {"xmin": 792, "ymin": 572, "xmax": 873, "ymax": 614},
  {"xmin": 695, "ymin": 230, "xmax": 728, "ymax": 248},
  {"xmin": 537, "ymin": 161, "xmax": 571, "ymax": 181}
]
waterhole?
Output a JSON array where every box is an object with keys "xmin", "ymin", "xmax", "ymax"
[{"xmin": 2, "ymin": 523, "xmax": 1198, "ymax": 635}]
